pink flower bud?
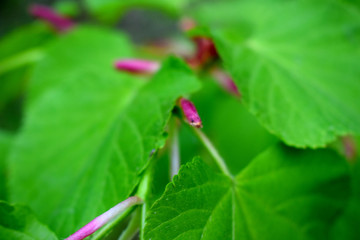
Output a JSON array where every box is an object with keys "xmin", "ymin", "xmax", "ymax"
[
  {"xmin": 29, "ymin": 4, "xmax": 74, "ymax": 32},
  {"xmin": 211, "ymin": 68, "xmax": 240, "ymax": 97},
  {"xmin": 179, "ymin": 98, "xmax": 203, "ymax": 128},
  {"xmin": 179, "ymin": 17, "xmax": 197, "ymax": 32},
  {"xmin": 65, "ymin": 196, "xmax": 143, "ymax": 240},
  {"xmin": 342, "ymin": 136, "xmax": 357, "ymax": 162},
  {"xmin": 186, "ymin": 37, "xmax": 219, "ymax": 69},
  {"xmin": 114, "ymin": 59, "xmax": 160, "ymax": 74}
]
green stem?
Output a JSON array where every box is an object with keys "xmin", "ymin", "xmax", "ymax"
[
  {"xmin": 169, "ymin": 117, "xmax": 180, "ymax": 179},
  {"xmin": 91, "ymin": 206, "xmax": 135, "ymax": 240},
  {"xmin": 118, "ymin": 208, "xmax": 141, "ymax": 240},
  {"xmin": 92, "ymin": 161, "xmax": 153, "ymax": 240},
  {"xmin": 0, "ymin": 48, "xmax": 44, "ymax": 75},
  {"xmin": 137, "ymin": 162, "xmax": 153, "ymax": 240},
  {"xmin": 192, "ymin": 127, "xmax": 232, "ymax": 178},
  {"xmin": 140, "ymin": 201, "xmax": 147, "ymax": 240}
]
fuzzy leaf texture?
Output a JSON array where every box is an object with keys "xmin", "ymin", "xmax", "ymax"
[
  {"xmin": 144, "ymin": 144, "xmax": 350, "ymax": 240},
  {"xmin": 193, "ymin": 0, "xmax": 360, "ymax": 147},
  {"xmin": 0, "ymin": 201, "xmax": 58, "ymax": 240},
  {"xmin": 8, "ymin": 26, "xmax": 200, "ymax": 237}
]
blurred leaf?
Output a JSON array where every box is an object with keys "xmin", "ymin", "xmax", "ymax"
[
  {"xmin": 54, "ymin": 0, "xmax": 80, "ymax": 17},
  {"xmin": 0, "ymin": 23, "xmax": 53, "ymax": 61},
  {"xmin": 0, "ymin": 23, "xmax": 54, "ymax": 112},
  {"xmin": 194, "ymin": 0, "xmax": 360, "ymax": 147},
  {"xmin": 0, "ymin": 132, "xmax": 13, "ymax": 200},
  {"xmin": 84, "ymin": 0, "xmax": 190, "ymax": 23},
  {"xmin": 331, "ymin": 154, "xmax": 360, "ymax": 239},
  {"xmin": 0, "ymin": 201, "xmax": 58, "ymax": 240},
  {"xmin": 145, "ymin": 145, "xmax": 350, "ymax": 240},
  {"xmin": 8, "ymin": 26, "xmax": 200, "ymax": 237}
]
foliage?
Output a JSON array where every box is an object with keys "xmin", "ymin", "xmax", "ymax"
[{"xmin": 0, "ymin": 0, "xmax": 359, "ymax": 239}]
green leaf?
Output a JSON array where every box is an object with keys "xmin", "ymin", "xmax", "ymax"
[
  {"xmin": 0, "ymin": 23, "xmax": 54, "ymax": 112},
  {"xmin": 331, "ymin": 160, "xmax": 360, "ymax": 240},
  {"xmin": 27, "ymin": 26, "xmax": 134, "ymax": 105},
  {"xmin": 0, "ymin": 23, "xmax": 53, "ymax": 61},
  {"xmin": 8, "ymin": 27, "xmax": 200, "ymax": 237},
  {"xmin": 144, "ymin": 145, "xmax": 350, "ymax": 240},
  {"xmin": 0, "ymin": 132, "xmax": 13, "ymax": 200},
  {"xmin": 0, "ymin": 201, "xmax": 58, "ymax": 240},
  {"xmin": 195, "ymin": 0, "xmax": 360, "ymax": 147},
  {"xmin": 54, "ymin": 0, "xmax": 80, "ymax": 17},
  {"xmin": 84, "ymin": 0, "xmax": 190, "ymax": 23}
]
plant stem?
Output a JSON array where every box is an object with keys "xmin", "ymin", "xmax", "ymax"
[
  {"xmin": 118, "ymin": 208, "xmax": 141, "ymax": 240},
  {"xmin": 140, "ymin": 201, "xmax": 147, "ymax": 240},
  {"xmin": 137, "ymin": 163, "xmax": 153, "ymax": 240},
  {"xmin": 192, "ymin": 127, "xmax": 232, "ymax": 177},
  {"xmin": 65, "ymin": 196, "xmax": 143, "ymax": 240},
  {"xmin": 91, "ymin": 207, "xmax": 134, "ymax": 240},
  {"xmin": 170, "ymin": 119, "xmax": 180, "ymax": 178}
]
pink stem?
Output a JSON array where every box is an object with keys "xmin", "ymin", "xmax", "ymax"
[{"xmin": 65, "ymin": 196, "xmax": 143, "ymax": 240}]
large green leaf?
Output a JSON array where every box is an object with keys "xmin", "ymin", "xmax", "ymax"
[
  {"xmin": 0, "ymin": 201, "xmax": 57, "ymax": 240},
  {"xmin": 27, "ymin": 26, "xmax": 134, "ymax": 105},
  {"xmin": 144, "ymin": 145, "xmax": 350, "ymax": 240},
  {"xmin": 194, "ymin": 0, "xmax": 360, "ymax": 147},
  {"xmin": 8, "ymin": 27, "xmax": 200, "ymax": 237}
]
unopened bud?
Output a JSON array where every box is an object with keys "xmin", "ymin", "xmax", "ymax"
[
  {"xmin": 179, "ymin": 98, "xmax": 202, "ymax": 128},
  {"xmin": 114, "ymin": 59, "xmax": 160, "ymax": 74},
  {"xmin": 186, "ymin": 37, "xmax": 218, "ymax": 68},
  {"xmin": 342, "ymin": 136, "xmax": 357, "ymax": 162},
  {"xmin": 179, "ymin": 17, "xmax": 197, "ymax": 32},
  {"xmin": 29, "ymin": 4, "xmax": 74, "ymax": 32},
  {"xmin": 211, "ymin": 68, "xmax": 240, "ymax": 97}
]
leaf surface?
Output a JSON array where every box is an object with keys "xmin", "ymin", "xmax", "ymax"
[
  {"xmin": 145, "ymin": 145, "xmax": 350, "ymax": 240},
  {"xmin": 194, "ymin": 0, "xmax": 360, "ymax": 147},
  {"xmin": 9, "ymin": 26, "xmax": 200, "ymax": 237},
  {"xmin": 0, "ymin": 201, "xmax": 58, "ymax": 240},
  {"xmin": 331, "ymin": 155, "xmax": 360, "ymax": 240},
  {"xmin": 0, "ymin": 23, "xmax": 54, "ymax": 112},
  {"xmin": 27, "ymin": 26, "xmax": 133, "ymax": 105},
  {"xmin": 0, "ymin": 132, "xmax": 13, "ymax": 200}
]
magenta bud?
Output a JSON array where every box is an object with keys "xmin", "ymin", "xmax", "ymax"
[
  {"xmin": 179, "ymin": 98, "xmax": 203, "ymax": 128},
  {"xmin": 29, "ymin": 4, "xmax": 74, "ymax": 32},
  {"xmin": 342, "ymin": 136, "xmax": 357, "ymax": 162},
  {"xmin": 186, "ymin": 37, "xmax": 219, "ymax": 68},
  {"xmin": 65, "ymin": 196, "xmax": 143, "ymax": 240},
  {"xmin": 211, "ymin": 68, "xmax": 240, "ymax": 97},
  {"xmin": 114, "ymin": 59, "xmax": 160, "ymax": 74},
  {"xmin": 179, "ymin": 17, "xmax": 197, "ymax": 32}
]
